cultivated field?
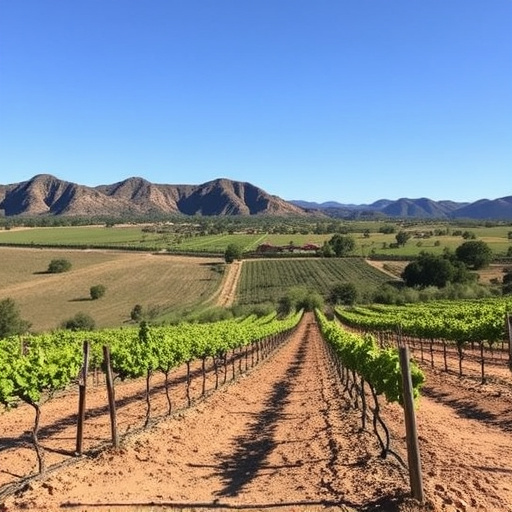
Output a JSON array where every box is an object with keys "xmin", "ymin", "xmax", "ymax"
[
  {"xmin": 236, "ymin": 258, "xmax": 393, "ymax": 304},
  {"xmin": 1, "ymin": 222, "xmax": 511, "ymax": 258},
  {"xmin": 0, "ymin": 247, "xmax": 225, "ymax": 332}
]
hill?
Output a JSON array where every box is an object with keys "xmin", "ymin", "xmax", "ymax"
[
  {"xmin": 292, "ymin": 196, "xmax": 512, "ymax": 220},
  {"xmin": 0, "ymin": 175, "xmax": 307, "ymax": 217},
  {"xmin": 2, "ymin": 174, "xmax": 512, "ymax": 219}
]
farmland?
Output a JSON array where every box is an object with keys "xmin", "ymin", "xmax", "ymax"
[
  {"xmin": 0, "ymin": 247, "xmax": 225, "ymax": 332},
  {"xmin": 0, "ymin": 220, "xmax": 511, "ymax": 259},
  {"xmin": 1, "ymin": 222, "xmax": 512, "ymax": 510},
  {"xmin": 236, "ymin": 257, "xmax": 393, "ymax": 305},
  {"xmin": 0, "ymin": 245, "xmax": 396, "ymax": 333},
  {"xmin": 2, "ymin": 311, "xmax": 512, "ymax": 511}
]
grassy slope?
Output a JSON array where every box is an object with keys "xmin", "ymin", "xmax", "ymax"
[{"xmin": 0, "ymin": 247, "xmax": 225, "ymax": 333}]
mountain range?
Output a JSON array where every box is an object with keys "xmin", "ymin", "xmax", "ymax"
[
  {"xmin": 1, "ymin": 174, "xmax": 512, "ymax": 220},
  {"xmin": 290, "ymin": 196, "xmax": 512, "ymax": 220},
  {"xmin": 0, "ymin": 174, "xmax": 305, "ymax": 217}
]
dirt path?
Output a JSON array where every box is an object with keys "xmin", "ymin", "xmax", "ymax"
[
  {"xmin": 216, "ymin": 259, "xmax": 242, "ymax": 307},
  {"xmin": 2, "ymin": 314, "xmax": 512, "ymax": 511}
]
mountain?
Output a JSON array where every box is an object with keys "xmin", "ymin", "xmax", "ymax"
[
  {"xmin": 1, "ymin": 174, "xmax": 511, "ymax": 219},
  {"xmin": 0, "ymin": 174, "xmax": 307, "ymax": 217},
  {"xmin": 290, "ymin": 196, "xmax": 512, "ymax": 220}
]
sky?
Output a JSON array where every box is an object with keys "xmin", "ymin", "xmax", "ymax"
[{"xmin": 0, "ymin": 1, "xmax": 511, "ymax": 205}]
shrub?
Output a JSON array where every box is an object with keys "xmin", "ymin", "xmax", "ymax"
[
  {"xmin": 61, "ymin": 312, "xmax": 95, "ymax": 331},
  {"xmin": 90, "ymin": 284, "xmax": 106, "ymax": 300},
  {"xmin": 0, "ymin": 298, "xmax": 31, "ymax": 338},
  {"xmin": 47, "ymin": 258, "xmax": 72, "ymax": 273},
  {"xmin": 130, "ymin": 304, "xmax": 143, "ymax": 322}
]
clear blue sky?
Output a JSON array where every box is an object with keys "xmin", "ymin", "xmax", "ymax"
[{"xmin": 1, "ymin": 1, "xmax": 511, "ymax": 204}]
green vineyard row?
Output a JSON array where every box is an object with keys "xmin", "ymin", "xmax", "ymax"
[
  {"xmin": 0, "ymin": 311, "xmax": 302, "ymax": 409},
  {"xmin": 315, "ymin": 309, "xmax": 424, "ymax": 405},
  {"xmin": 335, "ymin": 297, "xmax": 512, "ymax": 345}
]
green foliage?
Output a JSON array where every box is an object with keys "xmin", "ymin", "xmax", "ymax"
[
  {"xmin": 90, "ymin": 284, "xmax": 107, "ymax": 300},
  {"xmin": 47, "ymin": 258, "xmax": 72, "ymax": 273},
  {"xmin": 278, "ymin": 286, "xmax": 324, "ymax": 314},
  {"xmin": 395, "ymin": 231, "xmax": 411, "ymax": 247},
  {"xmin": 316, "ymin": 310, "xmax": 424, "ymax": 405},
  {"xmin": 379, "ymin": 225, "xmax": 396, "ymax": 234},
  {"xmin": 61, "ymin": 312, "xmax": 96, "ymax": 331},
  {"xmin": 224, "ymin": 243, "xmax": 242, "ymax": 263},
  {"xmin": 455, "ymin": 240, "xmax": 493, "ymax": 269},
  {"xmin": 237, "ymin": 258, "xmax": 389, "ymax": 306},
  {"xmin": 320, "ymin": 241, "xmax": 335, "ymax": 257},
  {"xmin": 336, "ymin": 297, "xmax": 512, "ymax": 345},
  {"xmin": 503, "ymin": 270, "xmax": 512, "ymax": 295},
  {"xmin": 329, "ymin": 283, "xmax": 358, "ymax": 305},
  {"xmin": 401, "ymin": 252, "xmax": 474, "ymax": 288},
  {"xmin": 327, "ymin": 234, "xmax": 356, "ymax": 257},
  {"xmin": 130, "ymin": 304, "xmax": 143, "ymax": 322},
  {"xmin": 0, "ymin": 298, "xmax": 31, "ymax": 338}
]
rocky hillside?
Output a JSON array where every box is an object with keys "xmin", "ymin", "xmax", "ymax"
[{"xmin": 0, "ymin": 175, "xmax": 307, "ymax": 217}]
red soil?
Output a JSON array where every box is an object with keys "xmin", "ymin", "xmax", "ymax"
[{"xmin": 1, "ymin": 313, "xmax": 512, "ymax": 512}]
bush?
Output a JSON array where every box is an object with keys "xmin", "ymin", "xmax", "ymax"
[
  {"xmin": 0, "ymin": 298, "xmax": 31, "ymax": 338},
  {"xmin": 277, "ymin": 286, "xmax": 324, "ymax": 315},
  {"xmin": 47, "ymin": 258, "xmax": 72, "ymax": 273},
  {"xmin": 224, "ymin": 244, "xmax": 242, "ymax": 263},
  {"xmin": 329, "ymin": 283, "xmax": 358, "ymax": 305},
  {"xmin": 61, "ymin": 312, "xmax": 95, "ymax": 331},
  {"xmin": 90, "ymin": 284, "xmax": 106, "ymax": 300},
  {"xmin": 130, "ymin": 304, "xmax": 144, "ymax": 322}
]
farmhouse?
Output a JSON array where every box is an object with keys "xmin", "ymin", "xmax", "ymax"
[{"xmin": 256, "ymin": 243, "xmax": 320, "ymax": 254}]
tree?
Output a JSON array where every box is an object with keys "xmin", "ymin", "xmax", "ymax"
[
  {"xmin": 401, "ymin": 252, "xmax": 474, "ymax": 288},
  {"xmin": 47, "ymin": 258, "xmax": 72, "ymax": 273},
  {"xmin": 455, "ymin": 241, "xmax": 493, "ymax": 270},
  {"xmin": 277, "ymin": 286, "xmax": 324, "ymax": 315},
  {"xmin": 61, "ymin": 312, "xmax": 95, "ymax": 331},
  {"xmin": 224, "ymin": 244, "xmax": 242, "ymax": 263},
  {"xmin": 395, "ymin": 231, "xmax": 411, "ymax": 247},
  {"xmin": 327, "ymin": 234, "xmax": 355, "ymax": 257},
  {"xmin": 320, "ymin": 241, "xmax": 335, "ymax": 257},
  {"xmin": 90, "ymin": 284, "xmax": 106, "ymax": 300},
  {"xmin": 329, "ymin": 283, "xmax": 358, "ymax": 305},
  {"xmin": 379, "ymin": 225, "xmax": 396, "ymax": 234},
  {"xmin": 0, "ymin": 298, "xmax": 31, "ymax": 338}
]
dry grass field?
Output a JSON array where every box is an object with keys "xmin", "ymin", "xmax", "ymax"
[{"xmin": 0, "ymin": 247, "xmax": 225, "ymax": 332}]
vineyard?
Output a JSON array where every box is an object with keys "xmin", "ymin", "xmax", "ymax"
[
  {"xmin": 2, "ymin": 240, "xmax": 512, "ymax": 510},
  {"xmin": 1, "ymin": 304, "xmax": 512, "ymax": 510},
  {"xmin": 0, "ymin": 314, "xmax": 302, "ymax": 487},
  {"xmin": 236, "ymin": 258, "xmax": 392, "ymax": 304},
  {"xmin": 335, "ymin": 298, "xmax": 512, "ymax": 383}
]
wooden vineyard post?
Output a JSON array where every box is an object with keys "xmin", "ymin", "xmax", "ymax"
[
  {"xmin": 75, "ymin": 340, "xmax": 90, "ymax": 456},
  {"xmin": 506, "ymin": 314, "xmax": 512, "ymax": 367},
  {"xmin": 103, "ymin": 345, "xmax": 119, "ymax": 448},
  {"xmin": 399, "ymin": 346, "xmax": 424, "ymax": 503}
]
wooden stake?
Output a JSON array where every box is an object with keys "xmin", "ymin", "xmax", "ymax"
[
  {"xmin": 399, "ymin": 346, "xmax": 424, "ymax": 503},
  {"xmin": 103, "ymin": 345, "xmax": 119, "ymax": 448},
  {"xmin": 75, "ymin": 340, "xmax": 90, "ymax": 455},
  {"xmin": 506, "ymin": 314, "xmax": 512, "ymax": 366}
]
